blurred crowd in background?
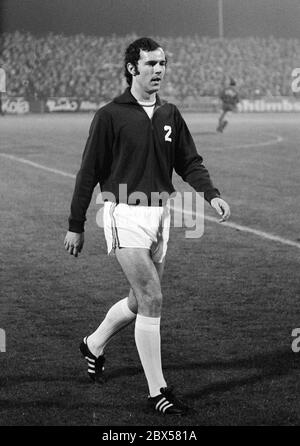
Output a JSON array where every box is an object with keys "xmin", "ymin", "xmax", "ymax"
[{"xmin": 1, "ymin": 31, "xmax": 300, "ymax": 101}]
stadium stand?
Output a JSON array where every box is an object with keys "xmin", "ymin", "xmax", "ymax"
[{"xmin": 1, "ymin": 31, "xmax": 300, "ymax": 101}]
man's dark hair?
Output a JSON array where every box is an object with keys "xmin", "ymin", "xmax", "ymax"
[{"xmin": 124, "ymin": 37, "xmax": 163, "ymax": 86}]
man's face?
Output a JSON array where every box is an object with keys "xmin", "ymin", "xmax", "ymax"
[{"xmin": 130, "ymin": 48, "xmax": 166, "ymax": 94}]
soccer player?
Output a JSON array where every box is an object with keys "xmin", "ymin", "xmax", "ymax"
[
  {"xmin": 217, "ymin": 77, "xmax": 240, "ymax": 133},
  {"xmin": 64, "ymin": 37, "xmax": 230, "ymax": 415}
]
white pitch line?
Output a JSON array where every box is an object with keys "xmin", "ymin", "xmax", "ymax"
[
  {"xmin": 230, "ymin": 133, "xmax": 283, "ymax": 150},
  {"xmin": 1, "ymin": 151, "xmax": 299, "ymax": 250},
  {"xmin": 172, "ymin": 206, "xmax": 300, "ymax": 249},
  {"xmin": 0, "ymin": 153, "xmax": 76, "ymax": 179},
  {"xmin": 194, "ymin": 132, "xmax": 283, "ymax": 150}
]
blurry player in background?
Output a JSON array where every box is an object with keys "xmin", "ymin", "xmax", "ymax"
[
  {"xmin": 217, "ymin": 77, "xmax": 239, "ymax": 133},
  {"xmin": 0, "ymin": 67, "xmax": 6, "ymax": 116}
]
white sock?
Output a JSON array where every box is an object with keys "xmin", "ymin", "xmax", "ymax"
[
  {"xmin": 88, "ymin": 297, "xmax": 136, "ymax": 357},
  {"xmin": 134, "ymin": 314, "xmax": 167, "ymax": 397}
]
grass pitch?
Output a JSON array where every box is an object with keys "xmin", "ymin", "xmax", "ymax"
[{"xmin": 0, "ymin": 112, "xmax": 299, "ymax": 426}]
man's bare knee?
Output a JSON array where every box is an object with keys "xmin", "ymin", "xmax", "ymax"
[
  {"xmin": 115, "ymin": 247, "xmax": 163, "ymax": 316},
  {"xmin": 135, "ymin": 289, "xmax": 163, "ymax": 316}
]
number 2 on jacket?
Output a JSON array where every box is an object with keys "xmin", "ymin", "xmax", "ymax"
[{"xmin": 164, "ymin": 125, "xmax": 172, "ymax": 142}]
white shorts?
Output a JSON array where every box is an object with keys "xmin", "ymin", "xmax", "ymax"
[{"xmin": 103, "ymin": 202, "xmax": 170, "ymax": 263}]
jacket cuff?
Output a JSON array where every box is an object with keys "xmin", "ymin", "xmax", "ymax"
[
  {"xmin": 68, "ymin": 218, "xmax": 85, "ymax": 233},
  {"xmin": 204, "ymin": 189, "xmax": 220, "ymax": 204}
]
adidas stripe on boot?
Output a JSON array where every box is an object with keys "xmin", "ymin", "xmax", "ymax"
[
  {"xmin": 79, "ymin": 336, "xmax": 106, "ymax": 384},
  {"xmin": 148, "ymin": 386, "xmax": 189, "ymax": 415}
]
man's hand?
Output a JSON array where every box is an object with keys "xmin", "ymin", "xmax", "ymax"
[
  {"xmin": 210, "ymin": 197, "xmax": 231, "ymax": 222},
  {"xmin": 64, "ymin": 231, "xmax": 84, "ymax": 257}
]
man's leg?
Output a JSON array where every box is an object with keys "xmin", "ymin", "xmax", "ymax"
[
  {"xmin": 116, "ymin": 248, "xmax": 188, "ymax": 414},
  {"xmin": 86, "ymin": 258, "xmax": 164, "ymax": 358},
  {"xmin": 115, "ymin": 247, "xmax": 167, "ymax": 397},
  {"xmin": 127, "ymin": 258, "xmax": 165, "ymax": 313},
  {"xmin": 86, "ymin": 293, "xmax": 137, "ymax": 357},
  {"xmin": 80, "ymin": 286, "xmax": 138, "ymax": 383},
  {"xmin": 217, "ymin": 110, "xmax": 227, "ymax": 132}
]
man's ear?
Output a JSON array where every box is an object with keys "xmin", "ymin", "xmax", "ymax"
[{"xmin": 127, "ymin": 63, "xmax": 139, "ymax": 76}]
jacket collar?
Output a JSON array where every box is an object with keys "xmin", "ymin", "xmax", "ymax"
[{"xmin": 113, "ymin": 87, "xmax": 166, "ymax": 107}]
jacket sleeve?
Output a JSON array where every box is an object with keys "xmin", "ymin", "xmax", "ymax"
[
  {"xmin": 174, "ymin": 107, "xmax": 220, "ymax": 203},
  {"xmin": 68, "ymin": 110, "xmax": 112, "ymax": 232}
]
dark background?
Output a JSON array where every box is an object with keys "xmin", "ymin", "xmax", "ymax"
[{"xmin": 1, "ymin": 0, "xmax": 300, "ymax": 38}]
